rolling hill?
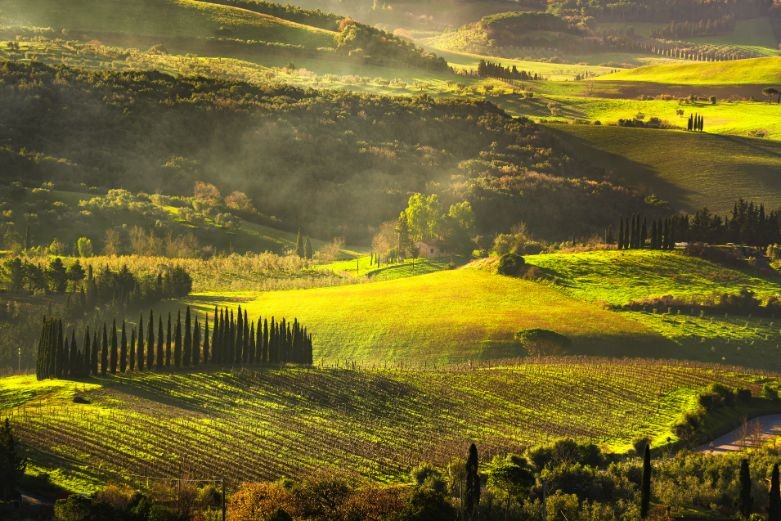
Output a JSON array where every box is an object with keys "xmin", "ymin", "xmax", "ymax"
[
  {"xmin": 181, "ymin": 250, "xmax": 781, "ymax": 369},
  {"xmin": 546, "ymin": 124, "xmax": 781, "ymax": 213},
  {"xmin": 596, "ymin": 56, "xmax": 781, "ymax": 85},
  {"xmin": 2, "ymin": 361, "xmax": 772, "ymax": 492}
]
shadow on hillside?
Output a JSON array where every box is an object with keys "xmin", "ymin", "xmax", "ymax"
[{"xmin": 544, "ymin": 124, "xmax": 697, "ymax": 211}]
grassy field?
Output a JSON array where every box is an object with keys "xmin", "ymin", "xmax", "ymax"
[
  {"xmin": 597, "ymin": 57, "xmax": 781, "ymax": 85},
  {"xmin": 180, "ymin": 250, "xmax": 781, "ymax": 368},
  {"xmin": 545, "ymin": 124, "xmax": 781, "ymax": 213},
  {"xmin": 186, "ymin": 267, "xmax": 662, "ymax": 364},
  {"xmin": 0, "ymin": 0, "xmax": 335, "ymax": 48},
  {"xmin": 526, "ymin": 250, "xmax": 781, "ymax": 306},
  {"xmin": 2, "ymin": 361, "xmax": 774, "ymax": 492}
]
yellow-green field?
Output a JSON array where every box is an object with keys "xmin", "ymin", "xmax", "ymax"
[
  {"xmin": 186, "ymin": 267, "xmax": 662, "ymax": 364},
  {"xmin": 546, "ymin": 124, "xmax": 781, "ymax": 213},
  {"xmin": 0, "ymin": 0, "xmax": 335, "ymax": 48},
  {"xmin": 598, "ymin": 57, "xmax": 781, "ymax": 85},
  {"xmin": 2, "ymin": 362, "xmax": 774, "ymax": 492},
  {"xmin": 178, "ymin": 250, "xmax": 781, "ymax": 369}
]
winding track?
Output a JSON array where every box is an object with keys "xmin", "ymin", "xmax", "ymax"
[{"xmin": 698, "ymin": 414, "xmax": 781, "ymax": 454}]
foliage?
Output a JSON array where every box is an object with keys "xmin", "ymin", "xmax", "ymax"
[
  {"xmin": 0, "ymin": 418, "xmax": 25, "ymax": 501},
  {"xmin": 497, "ymin": 253, "xmax": 525, "ymax": 276}
]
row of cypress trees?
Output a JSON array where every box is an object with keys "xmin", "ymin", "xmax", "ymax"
[
  {"xmin": 687, "ymin": 113, "xmax": 705, "ymax": 132},
  {"xmin": 617, "ymin": 216, "xmax": 676, "ymax": 250},
  {"xmin": 35, "ymin": 306, "xmax": 314, "ymax": 380}
]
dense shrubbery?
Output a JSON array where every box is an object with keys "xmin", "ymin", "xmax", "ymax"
[{"xmin": 0, "ymin": 61, "xmax": 653, "ymax": 242}]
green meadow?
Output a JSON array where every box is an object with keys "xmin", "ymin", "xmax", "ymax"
[
  {"xmin": 545, "ymin": 124, "xmax": 781, "ymax": 214},
  {"xmin": 598, "ymin": 56, "xmax": 781, "ymax": 85}
]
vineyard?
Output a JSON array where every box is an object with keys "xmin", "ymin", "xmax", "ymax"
[{"xmin": 1, "ymin": 359, "xmax": 775, "ymax": 493}]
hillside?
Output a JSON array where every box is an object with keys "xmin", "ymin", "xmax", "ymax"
[
  {"xmin": 597, "ymin": 56, "xmax": 781, "ymax": 85},
  {"xmin": 2, "ymin": 362, "xmax": 771, "ymax": 492},
  {"xmin": 546, "ymin": 124, "xmax": 781, "ymax": 213},
  {"xmin": 182, "ymin": 250, "xmax": 781, "ymax": 369}
]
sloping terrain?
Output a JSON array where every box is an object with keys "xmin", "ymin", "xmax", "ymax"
[{"xmin": 597, "ymin": 56, "xmax": 781, "ymax": 85}]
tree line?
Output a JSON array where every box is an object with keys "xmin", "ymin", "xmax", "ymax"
[
  {"xmin": 651, "ymin": 15, "xmax": 736, "ymax": 39},
  {"xmin": 2, "ymin": 258, "xmax": 192, "ymax": 308},
  {"xmin": 35, "ymin": 305, "xmax": 313, "ymax": 380},
  {"xmin": 687, "ymin": 113, "xmax": 705, "ymax": 132},
  {"xmin": 617, "ymin": 216, "xmax": 677, "ymax": 250},
  {"xmin": 618, "ymin": 199, "xmax": 781, "ymax": 249},
  {"xmin": 476, "ymin": 60, "xmax": 542, "ymax": 81}
]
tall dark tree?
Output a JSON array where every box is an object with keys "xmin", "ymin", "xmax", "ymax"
[
  {"xmin": 91, "ymin": 327, "xmax": 99, "ymax": 376},
  {"xmin": 147, "ymin": 311, "xmax": 155, "ymax": 369},
  {"xmin": 203, "ymin": 316, "xmax": 210, "ymax": 364},
  {"xmin": 83, "ymin": 327, "xmax": 92, "ymax": 377},
  {"xmin": 136, "ymin": 314, "xmax": 144, "ymax": 371},
  {"xmin": 641, "ymin": 445, "xmax": 651, "ymax": 518},
  {"xmin": 165, "ymin": 313, "xmax": 172, "ymax": 368},
  {"xmin": 740, "ymin": 458, "xmax": 753, "ymax": 519},
  {"xmin": 465, "ymin": 443, "xmax": 480, "ymax": 519},
  {"xmin": 295, "ymin": 229, "xmax": 305, "ymax": 258},
  {"xmin": 0, "ymin": 419, "xmax": 26, "ymax": 501},
  {"xmin": 157, "ymin": 315, "xmax": 164, "ymax": 369},
  {"xmin": 119, "ymin": 321, "xmax": 127, "ymax": 373},
  {"xmin": 183, "ymin": 307, "xmax": 192, "ymax": 366},
  {"xmin": 129, "ymin": 328, "xmax": 136, "ymax": 373},
  {"xmin": 100, "ymin": 323, "xmax": 108, "ymax": 376},
  {"xmin": 109, "ymin": 320, "xmax": 118, "ymax": 374},
  {"xmin": 174, "ymin": 311, "xmax": 182, "ymax": 368},
  {"xmin": 192, "ymin": 317, "xmax": 201, "ymax": 366},
  {"xmin": 770, "ymin": 464, "xmax": 780, "ymax": 521}
]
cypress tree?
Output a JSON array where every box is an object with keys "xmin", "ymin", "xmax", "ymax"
[
  {"xmin": 100, "ymin": 323, "xmax": 108, "ymax": 376},
  {"xmin": 263, "ymin": 318, "xmax": 269, "ymax": 363},
  {"xmin": 740, "ymin": 459, "xmax": 752, "ymax": 518},
  {"xmin": 641, "ymin": 218, "xmax": 647, "ymax": 248},
  {"xmin": 249, "ymin": 322, "xmax": 256, "ymax": 364},
  {"xmin": 91, "ymin": 327, "xmax": 99, "ymax": 376},
  {"xmin": 295, "ymin": 229, "xmax": 304, "ymax": 258},
  {"xmin": 135, "ymin": 314, "xmax": 143, "ymax": 371},
  {"xmin": 174, "ymin": 311, "xmax": 182, "ymax": 368},
  {"xmin": 120, "ymin": 321, "xmax": 127, "ymax": 373},
  {"xmin": 618, "ymin": 218, "xmax": 625, "ymax": 249},
  {"xmin": 269, "ymin": 317, "xmax": 276, "ymax": 363},
  {"xmin": 203, "ymin": 316, "xmax": 210, "ymax": 364},
  {"xmin": 165, "ymin": 313, "xmax": 172, "ymax": 368},
  {"xmin": 110, "ymin": 320, "xmax": 118, "ymax": 374},
  {"xmin": 465, "ymin": 443, "xmax": 480, "ymax": 519},
  {"xmin": 193, "ymin": 317, "xmax": 200, "ymax": 366},
  {"xmin": 641, "ymin": 445, "xmax": 651, "ymax": 518},
  {"xmin": 304, "ymin": 237, "xmax": 313, "ymax": 260},
  {"xmin": 243, "ymin": 309, "xmax": 250, "ymax": 364},
  {"xmin": 54, "ymin": 320, "xmax": 64, "ymax": 379},
  {"xmin": 83, "ymin": 327, "xmax": 91, "ymax": 378},
  {"xmin": 157, "ymin": 316, "xmax": 164, "ymax": 369},
  {"xmin": 183, "ymin": 307, "xmax": 192, "ymax": 367},
  {"xmin": 129, "ymin": 322, "xmax": 136, "ymax": 372},
  {"xmin": 770, "ymin": 463, "xmax": 780, "ymax": 521},
  {"xmin": 211, "ymin": 309, "xmax": 220, "ymax": 364},
  {"xmin": 236, "ymin": 306, "xmax": 244, "ymax": 364},
  {"xmin": 147, "ymin": 310, "xmax": 155, "ymax": 370}
]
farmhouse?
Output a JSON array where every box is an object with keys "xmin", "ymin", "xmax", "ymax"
[{"xmin": 415, "ymin": 240, "xmax": 450, "ymax": 258}]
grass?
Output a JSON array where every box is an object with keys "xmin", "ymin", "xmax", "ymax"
[
  {"xmin": 544, "ymin": 124, "xmax": 781, "ymax": 214},
  {"xmin": 0, "ymin": 0, "xmax": 335, "ymax": 48},
  {"xmin": 186, "ymin": 267, "xmax": 661, "ymax": 364},
  {"xmin": 597, "ymin": 57, "xmax": 781, "ymax": 85},
  {"xmin": 2, "ymin": 362, "xmax": 774, "ymax": 492},
  {"xmin": 525, "ymin": 250, "xmax": 781, "ymax": 306}
]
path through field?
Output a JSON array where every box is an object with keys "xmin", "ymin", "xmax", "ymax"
[{"xmin": 698, "ymin": 415, "xmax": 781, "ymax": 454}]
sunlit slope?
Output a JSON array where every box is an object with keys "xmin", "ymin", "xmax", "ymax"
[
  {"xmin": 596, "ymin": 57, "xmax": 781, "ymax": 85},
  {"xmin": 2, "ymin": 363, "xmax": 767, "ymax": 491},
  {"xmin": 547, "ymin": 124, "xmax": 781, "ymax": 214},
  {"xmin": 188, "ymin": 268, "xmax": 664, "ymax": 363},
  {"xmin": 0, "ymin": 0, "xmax": 336, "ymax": 48}
]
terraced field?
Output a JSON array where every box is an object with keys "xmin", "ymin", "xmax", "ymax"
[{"xmin": 3, "ymin": 360, "xmax": 773, "ymax": 492}]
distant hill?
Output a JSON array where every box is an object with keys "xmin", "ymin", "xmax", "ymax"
[
  {"xmin": 596, "ymin": 56, "xmax": 781, "ymax": 85},
  {"xmin": 547, "ymin": 124, "xmax": 781, "ymax": 215},
  {"xmin": 0, "ymin": 0, "xmax": 448, "ymax": 71}
]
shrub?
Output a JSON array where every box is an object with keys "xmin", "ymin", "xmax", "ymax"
[
  {"xmin": 54, "ymin": 495, "xmax": 92, "ymax": 521},
  {"xmin": 736, "ymin": 389, "xmax": 752, "ymax": 403},
  {"xmin": 497, "ymin": 253, "xmax": 525, "ymax": 276},
  {"xmin": 515, "ymin": 329, "xmax": 571, "ymax": 357},
  {"xmin": 762, "ymin": 383, "xmax": 779, "ymax": 400}
]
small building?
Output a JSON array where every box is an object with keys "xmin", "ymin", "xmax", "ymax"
[{"xmin": 414, "ymin": 240, "xmax": 449, "ymax": 259}]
